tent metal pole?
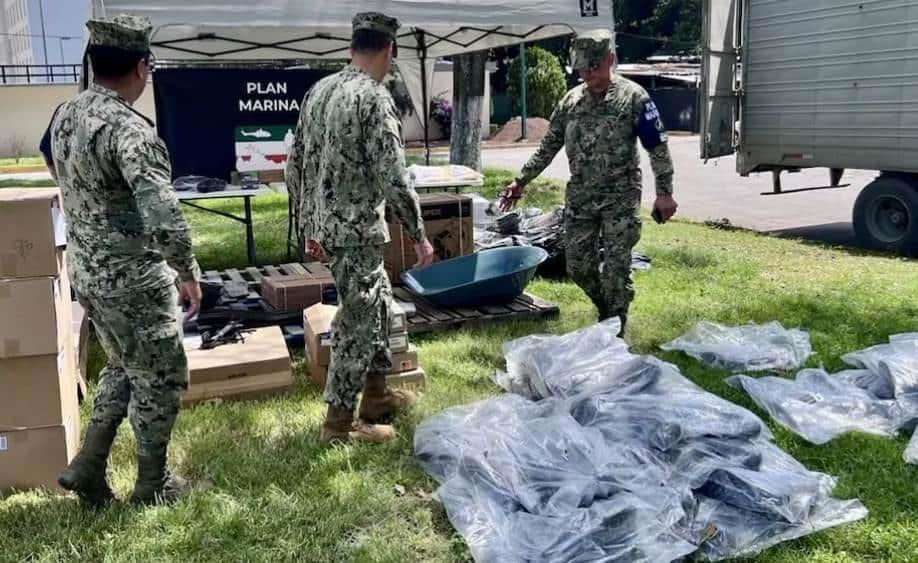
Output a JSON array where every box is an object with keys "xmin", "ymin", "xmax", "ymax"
[
  {"xmin": 418, "ymin": 31, "xmax": 431, "ymax": 165},
  {"xmin": 520, "ymin": 42, "xmax": 527, "ymax": 140}
]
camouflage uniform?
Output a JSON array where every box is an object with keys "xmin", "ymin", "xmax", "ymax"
[
  {"xmin": 516, "ymin": 30, "xmax": 674, "ymax": 322},
  {"xmin": 286, "ymin": 15, "xmax": 424, "ymax": 412},
  {"xmin": 45, "ymin": 17, "xmax": 199, "ymax": 460}
]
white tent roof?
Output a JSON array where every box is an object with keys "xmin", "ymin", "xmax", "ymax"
[
  {"xmin": 92, "ymin": 1, "xmax": 614, "ymax": 155},
  {"xmin": 93, "ymin": 1, "xmax": 614, "ymax": 61}
]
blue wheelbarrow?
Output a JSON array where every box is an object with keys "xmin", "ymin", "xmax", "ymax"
[{"xmin": 401, "ymin": 246, "xmax": 548, "ymax": 308}]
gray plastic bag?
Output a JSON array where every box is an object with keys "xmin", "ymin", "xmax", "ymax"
[
  {"xmin": 491, "ymin": 318, "xmax": 634, "ymax": 400},
  {"xmin": 726, "ymin": 370, "xmax": 917, "ymax": 445},
  {"xmin": 906, "ymin": 428, "xmax": 918, "ymax": 465},
  {"xmin": 661, "ymin": 321, "xmax": 813, "ymax": 372},
  {"xmin": 842, "ymin": 333, "xmax": 918, "ymax": 397}
]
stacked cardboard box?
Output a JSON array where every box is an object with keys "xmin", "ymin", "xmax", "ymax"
[
  {"xmin": 182, "ymin": 326, "xmax": 294, "ymax": 406},
  {"xmin": 385, "ymin": 193, "xmax": 474, "ymax": 282},
  {"xmin": 0, "ymin": 189, "xmax": 80, "ymax": 492},
  {"xmin": 261, "ymin": 262, "xmax": 335, "ymax": 313},
  {"xmin": 303, "ymin": 302, "xmax": 425, "ymax": 394}
]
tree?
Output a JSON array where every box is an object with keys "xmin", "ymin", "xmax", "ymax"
[
  {"xmin": 4, "ymin": 134, "xmax": 25, "ymax": 163},
  {"xmin": 613, "ymin": 0, "xmax": 702, "ymax": 61},
  {"xmin": 450, "ymin": 52, "xmax": 488, "ymax": 170},
  {"xmin": 507, "ymin": 46, "xmax": 566, "ymax": 119}
]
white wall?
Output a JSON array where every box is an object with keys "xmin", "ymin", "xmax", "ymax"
[
  {"xmin": 0, "ymin": 82, "xmax": 156, "ymax": 157},
  {"xmin": 402, "ymin": 62, "xmax": 491, "ymax": 142},
  {"xmin": 0, "ymin": 65, "xmax": 488, "ymax": 157}
]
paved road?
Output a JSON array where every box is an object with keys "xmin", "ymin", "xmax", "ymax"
[{"xmin": 480, "ymin": 135, "xmax": 879, "ymax": 248}]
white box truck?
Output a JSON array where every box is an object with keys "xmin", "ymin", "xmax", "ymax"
[{"xmin": 701, "ymin": 0, "xmax": 918, "ymax": 254}]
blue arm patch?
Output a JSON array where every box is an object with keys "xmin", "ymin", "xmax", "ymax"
[
  {"xmin": 39, "ymin": 124, "xmax": 53, "ymax": 165},
  {"xmin": 39, "ymin": 104, "xmax": 62, "ymax": 166},
  {"xmin": 637, "ymin": 99, "xmax": 668, "ymax": 150}
]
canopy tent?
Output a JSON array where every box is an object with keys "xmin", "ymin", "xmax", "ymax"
[{"xmin": 91, "ymin": 1, "xmax": 614, "ymax": 155}]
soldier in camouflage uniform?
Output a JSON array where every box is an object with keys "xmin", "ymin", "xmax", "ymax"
[
  {"xmin": 500, "ymin": 30, "xmax": 678, "ymax": 337},
  {"xmin": 286, "ymin": 12, "xmax": 434, "ymax": 443},
  {"xmin": 40, "ymin": 15, "xmax": 201, "ymax": 508}
]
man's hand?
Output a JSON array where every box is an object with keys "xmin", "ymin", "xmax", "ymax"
[
  {"xmin": 498, "ymin": 180, "xmax": 525, "ymax": 213},
  {"xmin": 178, "ymin": 280, "xmax": 202, "ymax": 322},
  {"xmin": 305, "ymin": 239, "xmax": 327, "ymax": 262},
  {"xmin": 413, "ymin": 239, "xmax": 435, "ymax": 268},
  {"xmin": 653, "ymin": 194, "xmax": 678, "ymax": 223}
]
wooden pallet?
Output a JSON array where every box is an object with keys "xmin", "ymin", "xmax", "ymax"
[
  {"xmin": 194, "ymin": 265, "xmax": 560, "ymax": 337},
  {"xmin": 392, "ymin": 287, "xmax": 559, "ymax": 335}
]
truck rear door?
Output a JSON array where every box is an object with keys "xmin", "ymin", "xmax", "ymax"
[{"xmin": 700, "ymin": 0, "xmax": 741, "ymax": 159}]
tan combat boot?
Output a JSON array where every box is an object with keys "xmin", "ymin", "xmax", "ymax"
[
  {"xmin": 358, "ymin": 372, "xmax": 418, "ymax": 424},
  {"xmin": 320, "ymin": 404, "xmax": 396, "ymax": 444}
]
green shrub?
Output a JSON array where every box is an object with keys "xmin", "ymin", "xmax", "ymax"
[{"xmin": 507, "ymin": 46, "xmax": 567, "ymax": 119}]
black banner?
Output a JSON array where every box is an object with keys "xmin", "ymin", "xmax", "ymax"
[{"xmin": 152, "ymin": 67, "xmax": 333, "ymax": 181}]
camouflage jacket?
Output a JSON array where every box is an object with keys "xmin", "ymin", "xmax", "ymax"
[
  {"xmin": 286, "ymin": 65, "xmax": 425, "ymax": 248},
  {"xmin": 50, "ymin": 83, "xmax": 200, "ymax": 297},
  {"xmin": 519, "ymin": 75, "xmax": 675, "ymax": 196}
]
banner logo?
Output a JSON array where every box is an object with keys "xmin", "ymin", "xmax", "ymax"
[{"xmin": 581, "ymin": 0, "xmax": 598, "ymax": 17}]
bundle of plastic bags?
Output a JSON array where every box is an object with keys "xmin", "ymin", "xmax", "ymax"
[{"xmin": 416, "ymin": 322, "xmax": 867, "ymax": 562}]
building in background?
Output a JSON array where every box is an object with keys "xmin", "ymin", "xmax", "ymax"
[
  {"xmin": 0, "ymin": 0, "xmax": 87, "ymax": 83},
  {"xmin": 0, "ymin": 0, "xmax": 34, "ymax": 67}
]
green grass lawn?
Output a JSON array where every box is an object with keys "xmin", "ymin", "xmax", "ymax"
[
  {"xmin": 2, "ymin": 171, "xmax": 917, "ymax": 562},
  {"xmin": 0, "ymin": 179, "xmax": 57, "ymax": 189},
  {"xmin": 0, "ymin": 156, "xmax": 45, "ymax": 167}
]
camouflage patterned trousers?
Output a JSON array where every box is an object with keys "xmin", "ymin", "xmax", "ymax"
[
  {"xmin": 564, "ymin": 189, "xmax": 642, "ymax": 320},
  {"xmin": 78, "ymin": 284, "xmax": 187, "ymax": 454},
  {"xmin": 324, "ymin": 245, "xmax": 394, "ymax": 411}
]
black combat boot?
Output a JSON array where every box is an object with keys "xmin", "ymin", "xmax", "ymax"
[
  {"xmin": 596, "ymin": 303, "xmax": 612, "ymax": 322},
  {"xmin": 129, "ymin": 445, "xmax": 190, "ymax": 506},
  {"xmin": 58, "ymin": 421, "xmax": 118, "ymax": 509}
]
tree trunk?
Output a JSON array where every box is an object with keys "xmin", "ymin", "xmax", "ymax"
[{"xmin": 450, "ymin": 52, "xmax": 487, "ymax": 171}]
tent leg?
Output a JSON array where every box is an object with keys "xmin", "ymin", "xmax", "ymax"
[
  {"xmin": 520, "ymin": 42, "xmax": 527, "ymax": 140},
  {"xmin": 419, "ymin": 33, "xmax": 431, "ymax": 165}
]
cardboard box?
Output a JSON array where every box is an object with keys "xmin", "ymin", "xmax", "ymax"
[
  {"xmin": 0, "ymin": 274, "xmax": 70, "ymax": 359},
  {"xmin": 0, "ymin": 188, "xmax": 67, "ymax": 278},
  {"xmin": 304, "ymin": 303, "xmax": 336, "ymax": 368},
  {"xmin": 391, "ymin": 344, "xmax": 419, "ymax": 373},
  {"xmin": 0, "ymin": 334, "xmax": 78, "ymax": 428},
  {"xmin": 390, "ymin": 301, "xmax": 408, "ymax": 333},
  {"xmin": 72, "ymin": 301, "xmax": 90, "ymax": 400},
  {"xmin": 386, "ymin": 367, "xmax": 427, "ymax": 394},
  {"xmin": 307, "ymin": 345, "xmax": 419, "ymax": 387},
  {"xmin": 304, "ymin": 303, "xmax": 410, "ymax": 368},
  {"xmin": 261, "ymin": 263, "xmax": 335, "ymax": 313},
  {"xmin": 0, "ymin": 415, "xmax": 80, "ymax": 492},
  {"xmin": 182, "ymin": 371, "xmax": 294, "ymax": 406},
  {"xmin": 306, "ymin": 331, "xmax": 409, "ymax": 369},
  {"xmin": 184, "ymin": 326, "xmax": 292, "ymax": 385},
  {"xmin": 182, "ymin": 326, "xmax": 293, "ymax": 405},
  {"xmin": 385, "ymin": 193, "xmax": 473, "ymax": 281}
]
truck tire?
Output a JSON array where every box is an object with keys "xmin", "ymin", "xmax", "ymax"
[{"xmin": 853, "ymin": 176, "xmax": 918, "ymax": 256}]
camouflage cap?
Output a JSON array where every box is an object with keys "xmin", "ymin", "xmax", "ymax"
[
  {"xmin": 570, "ymin": 29, "xmax": 613, "ymax": 71},
  {"xmin": 86, "ymin": 14, "xmax": 152, "ymax": 52},
  {"xmin": 352, "ymin": 12, "xmax": 400, "ymax": 41}
]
